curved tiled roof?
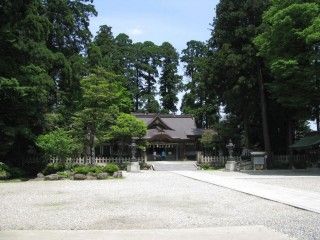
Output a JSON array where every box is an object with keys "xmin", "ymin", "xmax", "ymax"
[{"xmin": 133, "ymin": 113, "xmax": 203, "ymax": 140}]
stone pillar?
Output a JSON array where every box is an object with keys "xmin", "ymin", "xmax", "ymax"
[{"xmin": 196, "ymin": 151, "xmax": 202, "ymax": 163}]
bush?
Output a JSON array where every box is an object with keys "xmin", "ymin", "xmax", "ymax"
[
  {"xmin": 200, "ymin": 163, "xmax": 211, "ymax": 170},
  {"xmin": 0, "ymin": 169, "xmax": 10, "ymax": 180},
  {"xmin": 293, "ymin": 159, "xmax": 307, "ymax": 169},
  {"xmin": 102, "ymin": 163, "xmax": 119, "ymax": 174},
  {"xmin": 9, "ymin": 167, "xmax": 26, "ymax": 179},
  {"xmin": 57, "ymin": 171, "xmax": 71, "ymax": 179},
  {"xmin": 118, "ymin": 162, "xmax": 129, "ymax": 170},
  {"xmin": 42, "ymin": 163, "xmax": 66, "ymax": 176},
  {"xmin": 0, "ymin": 162, "xmax": 26, "ymax": 179},
  {"xmin": 73, "ymin": 165, "xmax": 102, "ymax": 175}
]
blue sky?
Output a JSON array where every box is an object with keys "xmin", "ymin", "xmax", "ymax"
[{"xmin": 89, "ymin": 0, "xmax": 219, "ymax": 53}]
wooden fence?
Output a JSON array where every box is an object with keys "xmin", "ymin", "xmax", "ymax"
[
  {"xmin": 198, "ymin": 155, "xmax": 241, "ymax": 167},
  {"xmin": 198, "ymin": 153, "xmax": 320, "ymax": 169},
  {"xmin": 50, "ymin": 157, "xmax": 144, "ymax": 165},
  {"xmin": 270, "ymin": 154, "xmax": 320, "ymax": 168}
]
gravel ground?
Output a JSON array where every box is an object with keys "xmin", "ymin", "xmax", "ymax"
[{"xmin": 0, "ymin": 171, "xmax": 319, "ymax": 240}]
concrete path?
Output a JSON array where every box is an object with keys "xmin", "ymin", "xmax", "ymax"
[
  {"xmin": 152, "ymin": 161, "xmax": 197, "ymax": 171},
  {"xmin": 0, "ymin": 226, "xmax": 295, "ymax": 240},
  {"xmin": 173, "ymin": 171, "xmax": 320, "ymax": 214}
]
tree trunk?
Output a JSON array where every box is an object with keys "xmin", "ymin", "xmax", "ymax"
[
  {"xmin": 243, "ymin": 114, "xmax": 250, "ymax": 149},
  {"xmin": 316, "ymin": 106, "xmax": 320, "ymax": 132},
  {"xmin": 287, "ymin": 119, "xmax": 294, "ymax": 169},
  {"xmin": 135, "ymin": 68, "xmax": 139, "ymax": 112},
  {"xmin": 257, "ymin": 61, "xmax": 271, "ymax": 155}
]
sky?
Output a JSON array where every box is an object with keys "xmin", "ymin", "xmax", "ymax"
[{"xmin": 89, "ymin": 0, "xmax": 219, "ymax": 53}]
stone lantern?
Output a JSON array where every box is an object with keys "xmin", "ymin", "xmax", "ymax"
[
  {"xmin": 225, "ymin": 139, "xmax": 237, "ymax": 171},
  {"xmin": 127, "ymin": 136, "xmax": 140, "ymax": 172}
]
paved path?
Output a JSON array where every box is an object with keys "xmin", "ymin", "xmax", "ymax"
[
  {"xmin": 0, "ymin": 226, "xmax": 295, "ymax": 240},
  {"xmin": 173, "ymin": 171, "xmax": 320, "ymax": 214},
  {"xmin": 151, "ymin": 161, "xmax": 197, "ymax": 171}
]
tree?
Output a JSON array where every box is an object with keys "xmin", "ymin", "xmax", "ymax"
[
  {"xmin": 159, "ymin": 42, "xmax": 182, "ymax": 113},
  {"xmin": 72, "ymin": 68, "xmax": 132, "ymax": 164},
  {"xmin": 36, "ymin": 129, "xmax": 80, "ymax": 162},
  {"xmin": 109, "ymin": 113, "xmax": 147, "ymax": 155},
  {"xmin": 254, "ymin": 0, "xmax": 320, "ymax": 147},
  {"xmin": 200, "ymin": 130, "xmax": 217, "ymax": 155},
  {"xmin": 208, "ymin": 0, "xmax": 271, "ymax": 152},
  {"xmin": 181, "ymin": 41, "xmax": 218, "ymax": 128},
  {"xmin": 0, "ymin": 0, "xmax": 55, "ymax": 164}
]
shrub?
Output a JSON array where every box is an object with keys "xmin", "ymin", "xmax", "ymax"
[
  {"xmin": 36, "ymin": 129, "xmax": 80, "ymax": 161},
  {"xmin": 73, "ymin": 165, "xmax": 102, "ymax": 175},
  {"xmin": 57, "ymin": 171, "xmax": 71, "ymax": 179},
  {"xmin": 42, "ymin": 163, "xmax": 66, "ymax": 176},
  {"xmin": 200, "ymin": 163, "xmax": 211, "ymax": 170},
  {"xmin": 293, "ymin": 159, "xmax": 307, "ymax": 169},
  {"xmin": 9, "ymin": 167, "xmax": 26, "ymax": 179},
  {"xmin": 0, "ymin": 169, "xmax": 10, "ymax": 180},
  {"xmin": 102, "ymin": 163, "xmax": 119, "ymax": 174},
  {"xmin": 118, "ymin": 162, "xmax": 129, "ymax": 170},
  {"xmin": 0, "ymin": 162, "xmax": 26, "ymax": 179}
]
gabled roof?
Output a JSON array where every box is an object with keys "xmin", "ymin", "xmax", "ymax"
[
  {"xmin": 290, "ymin": 132, "xmax": 320, "ymax": 150},
  {"xmin": 133, "ymin": 113, "xmax": 203, "ymax": 140},
  {"xmin": 147, "ymin": 115, "xmax": 173, "ymax": 130}
]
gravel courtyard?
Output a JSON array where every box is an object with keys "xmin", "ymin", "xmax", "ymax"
[{"xmin": 0, "ymin": 171, "xmax": 320, "ymax": 240}]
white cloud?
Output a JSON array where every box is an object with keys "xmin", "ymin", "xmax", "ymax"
[{"xmin": 128, "ymin": 27, "xmax": 144, "ymax": 36}]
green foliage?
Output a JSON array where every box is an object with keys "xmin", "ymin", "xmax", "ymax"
[
  {"xmin": 42, "ymin": 163, "xmax": 66, "ymax": 176},
  {"xmin": 208, "ymin": 0, "xmax": 271, "ymax": 150},
  {"xmin": 102, "ymin": 163, "xmax": 119, "ymax": 175},
  {"xmin": 181, "ymin": 40, "xmax": 218, "ymax": 128},
  {"xmin": 57, "ymin": 171, "xmax": 71, "ymax": 179},
  {"xmin": 293, "ymin": 159, "xmax": 307, "ymax": 169},
  {"xmin": 36, "ymin": 129, "xmax": 80, "ymax": 160},
  {"xmin": 72, "ymin": 164, "xmax": 119, "ymax": 175},
  {"xmin": 200, "ymin": 163, "xmax": 211, "ymax": 170},
  {"xmin": 0, "ymin": 162, "xmax": 26, "ymax": 179},
  {"xmin": 110, "ymin": 113, "xmax": 147, "ymax": 140},
  {"xmin": 200, "ymin": 130, "xmax": 217, "ymax": 149},
  {"xmin": 0, "ymin": 0, "xmax": 96, "ymax": 166},
  {"xmin": 254, "ymin": 0, "xmax": 320, "ymax": 116},
  {"xmin": 0, "ymin": 162, "xmax": 11, "ymax": 180},
  {"xmin": 73, "ymin": 165, "xmax": 102, "ymax": 175},
  {"xmin": 159, "ymin": 42, "xmax": 182, "ymax": 113},
  {"xmin": 72, "ymin": 68, "xmax": 132, "ymax": 162}
]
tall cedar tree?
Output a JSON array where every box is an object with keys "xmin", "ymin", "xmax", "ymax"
[
  {"xmin": 209, "ymin": 0, "xmax": 271, "ymax": 152},
  {"xmin": 181, "ymin": 41, "xmax": 218, "ymax": 128},
  {"xmin": 159, "ymin": 42, "xmax": 182, "ymax": 113}
]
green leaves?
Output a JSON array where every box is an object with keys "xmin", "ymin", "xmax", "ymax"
[
  {"xmin": 72, "ymin": 68, "xmax": 132, "ymax": 150},
  {"xmin": 255, "ymin": 0, "xmax": 319, "ymax": 111},
  {"xmin": 109, "ymin": 113, "xmax": 147, "ymax": 140},
  {"xmin": 36, "ymin": 129, "xmax": 80, "ymax": 160}
]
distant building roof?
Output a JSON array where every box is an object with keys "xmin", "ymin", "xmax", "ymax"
[
  {"xmin": 133, "ymin": 113, "xmax": 204, "ymax": 141},
  {"xmin": 290, "ymin": 132, "xmax": 320, "ymax": 150}
]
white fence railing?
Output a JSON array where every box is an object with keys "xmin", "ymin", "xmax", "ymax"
[
  {"xmin": 50, "ymin": 157, "xmax": 144, "ymax": 165},
  {"xmin": 198, "ymin": 155, "xmax": 241, "ymax": 167}
]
